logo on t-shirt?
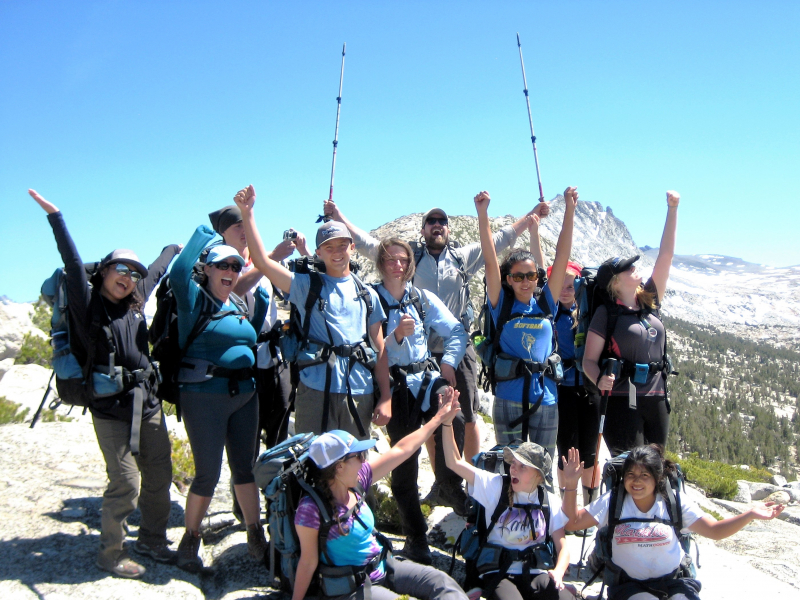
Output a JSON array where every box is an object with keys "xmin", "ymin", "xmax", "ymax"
[
  {"xmin": 614, "ymin": 523, "xmax": 669, "ymax": 545},
  {"xmin": 497, "ymin": 507, "xmax": 547, "ymax": 546}
]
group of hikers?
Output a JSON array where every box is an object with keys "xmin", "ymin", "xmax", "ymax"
[{"xmin": 28, "ymin": 185, "xmax": 784, "ymax": 600}]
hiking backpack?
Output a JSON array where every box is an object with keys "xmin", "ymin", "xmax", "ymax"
[
  {"xmin": 254, "ymin": 433, "xmax": 391, "ymax": 595},
  {"xmin": 451, "ymin": 445, "xmax": 556, "ymax": 595},
  {"xmin": 148, "ymin": 273, "xmax": 249, "ymax": 417},
  {"xmin": 471, "ymin": 277, "xmax": 562, "ymax": 441},
  {"xmin": 41, "ymin": 264, "xmax": 101, "ymax": 409},
  {"xmin": 409, "ymin": 240, "xmax": 474, "ymax": 329},
  {"xmin": 585, "ymin": 453, "xmax": 699, "ymax": 594}
]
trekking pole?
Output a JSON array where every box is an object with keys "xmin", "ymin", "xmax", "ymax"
[
  {"xmin": 577, "ymin": 357, "xmax": 620, "ymax": 577},
  {"xmin": 318, "ymin": 42, "xmax": 346, "ymax": 223},
  {"xmin": 30, "ymin": 370, "xmax": 55, "ymax": 429},
  {"xmin": 516, "ymin": 33, "xmax": 545, "ymax": 204}
]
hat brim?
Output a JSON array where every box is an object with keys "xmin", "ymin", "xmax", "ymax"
[
  {"xmin": 349, "ymin": 438, "xmax": 377, "ymax": 454},
  {"xmin": 503, "ymin": 447, "xmax": 547, "ymax": 481}
]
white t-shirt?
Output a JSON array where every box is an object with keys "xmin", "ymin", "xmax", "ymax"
[
  {"xmin": 587, "ymin": 491, "xmax": 706, "ymax": 581},
  {"xmin": 469, "ymin": 469, "xmax": 568, "ymax": 575},
  {"xmin": 239, "ymin": 262, "xmax": 281, "ymax": 369}
]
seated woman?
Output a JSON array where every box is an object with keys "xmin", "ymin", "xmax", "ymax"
[
  {"xmin": 29, "ymin": 189, "xmax": 179, "ymax": 578},
  {"xmin": 581, "ymin": 192, "xmax": 680, "ymax": 456},
  {"xmin": 373, "ymin": 236, "xmax": 468, "ymax": 563},
  {"xmin": 292, "ymin": 390, "xmax": 468, "ymax": 600},
  {"xmin": 475, "ymin": 188, "xmax": 577, "ymax": 467},
  {"xmin": 170, "ymin": 224, "xmax": 269, "ymax": 571},
  {"xmin": 441, "ymin": 399, "xmax": 574, "ymax": 600},
  {"xmin": 562, "ymin": 445, "xmax": 785, "ymax": 600}
]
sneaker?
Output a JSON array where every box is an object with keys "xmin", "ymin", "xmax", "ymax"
[
  {"xmin": 401, "ymin": 536, "xmax": 432, "ymax": 565},
  {"xmin": 133, "ymin": 539, "xmax": 177, "ymax": 564},
  {"xmin": 422, "ymin": 481, "xmax": 440, "ymax": 506},
  {"xmin": 247, "ymin": 523, "xmax": 269, "ymax": 563},
  {"xmin": 437, "ymin": 483, "xmax": 470, "ymax": 518},
  {"xmin": 96, "ymin": 553, "xmax": 146, "ymax": 579},
  {"xmin": 177, "ymin": 530, "xmax": 203, "ymax": 573}
]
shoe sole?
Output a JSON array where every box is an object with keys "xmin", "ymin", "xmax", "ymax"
[
  {"xmin": 132, "ymin": 546, "xmax": 177, "ymax": 564},
  {"xmin": 96, "ymin": 560, "xmax": 144, "ymax": 579}
]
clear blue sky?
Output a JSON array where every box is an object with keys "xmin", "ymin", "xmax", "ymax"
[{"xmin": 2, "ymin": 1, "xmax": 799, "ymax": 302}]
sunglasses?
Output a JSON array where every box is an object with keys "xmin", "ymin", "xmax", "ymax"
[
  {"xmin": 508, "ymin": 271, "xmax": 537, "ymax": 283},
  {"xmin": 212, "ymin": 261, "xmax": 243, "ymax": 273},
  {"xmin": 425, "ymin": 217, "xmax": 448, "ymax": 226},
  {"xmin": 344, "ymin": 451, "xmax": 368, "ymax": 462},
  {"xmin": 113, "ymin": 263, "xmax": 142, "ymax": 282}
]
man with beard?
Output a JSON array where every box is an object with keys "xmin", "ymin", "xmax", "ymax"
[{"xmin": 323, "ymin": 199, "xmax": 547, "ymax": 514}]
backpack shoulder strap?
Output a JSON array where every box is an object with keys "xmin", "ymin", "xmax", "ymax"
[
  {"xmin": 408, "ymin": 286, "xmax": 427, "ymax": 321},
  {"xmin": 537, "ymin": 485, "xmax": 552, "ymax": 543},
  {"xmin": 302, "ymin": 270, "xmax": 325, "ymax": 341},
  {"xmin": 664, "ymin": 474, "xmax": 683, "ymax": 535},
  {"xmin": 483, "ymin": 475, "xmax": 512, "ymax": 542},
  {"xmin": 603, "ymin": 302, "xmax": 621, "ymax": 357},
  {"xmin": 411, "ymin": 241, "xmax": 426, "ymax": 269},
  {"xmin": 447, "ymin": 244, "xmax": 469, "ymax": 285},
  {"xmin": 491, "ymin": 286, "xmax": 517, "ymax": 354},
  {"xmin": 351, "ymin": 274, "xmax": 374, "ymax": 334}
]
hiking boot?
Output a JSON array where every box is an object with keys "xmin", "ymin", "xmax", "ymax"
[
  {"xmin": 177, "ymin": 530, "xmax": 203, "ymax": 573},
  {"xmin": 247, "ymin": 523, "xmax": 269, "ymax": 563},
  {"xmin": 401, "ymin": 536, "xmax": 432, "ymax": 565},
  {"xmin": 437, "ymin": 482, "xmax": 470, "ymax": 517},
  {"xmin": 96, "ymin": 552, "xmax": 146, "ymax": 579},
  {"xmin": 133, "ymin": 539, "xmax": 177, "ymax": 564},
  {"xmin": 422, "ymin": 481, "xmax": 440, "ymax": 506}
]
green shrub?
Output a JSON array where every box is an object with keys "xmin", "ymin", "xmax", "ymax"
[
  {"xmin": 0, "ymin": 397, "xmax": 30, "ymax": 424},
  {"xmin": 668, "ymin": 452, "xmax": 771, "ymax": 500},
  {"xmin": 31, "ymin": 296, "xmax": 52, "ymax": 332},
  {"xmin": 170, "ymin": 433, "xmax": 195, "ymax": 491},
  {"xmin": 14, "ymin": 332, "xmax": 52, "ymax": 368}
]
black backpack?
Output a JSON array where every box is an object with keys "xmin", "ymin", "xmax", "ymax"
[
  {"xmin": 148, "ymin": 273, "xmax": 248, "ymax": 418},
  {"xmin": 472, "ymin": 278, "xmax": 562, "ymax": 442},
  {"xmin": 451, "ymin": 445, "xmax": 555, "ymax": 596},
  {"xmin": 585, "ymin": 453, "xmax": 699, "ymax": 595},
  {"xmin": 280, "ymin": 256, "xmax": 376, "ymax": 437}
]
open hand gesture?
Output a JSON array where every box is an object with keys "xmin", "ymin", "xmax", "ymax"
[
  {"xmin": 666, "ymin": 190, "xmax": 680, "ymax": 207},
  {"xmin": 233, "ymin": 185, "xmax": 256, "ymax": 212},
  {"xmin": 437, "ymin": 386, "xmax": 461, "ymax": 425},
  {"xmin": 474, "ymin": 190, "xmax": 491, "ymax": 213},
  {"xmin": 562, "ymin": 447, "xmax": 584, "ymax": 488},
  {"xmin": 749, "ymin": 501, "xmax": 785, "ymax": 521},
  {"xmin": 28, "ymin": 189, "xmax": 59, "ymax": 214}
]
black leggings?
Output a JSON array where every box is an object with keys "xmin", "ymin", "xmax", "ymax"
[
  {"xmin": 490, "ymin": 573, "xmax": 574, "ymax": 600},
  {"xmin": 556, "ymin": 385, "xmax": 599, "ymax": 469},
  {"xmin": 602, "ymin": 394, "xmax": 670, "ymax": 457}
]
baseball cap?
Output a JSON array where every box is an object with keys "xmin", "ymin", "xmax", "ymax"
[
  {"xmin": 308, "ymin": 430, "xmax": 377, "ymax": 469},
  {"xmin": 547, "ymin": 261, "xmax": 583, "ymax": 279},
  {"xmin": 100, "ymin": 249, "xmax": 148, "ymax": 277},
  {"xmin": 421, "ymin": 207, "xmax": 448, "ymax": 227},
  {"xmin": 205, "ymin": 245, "xmax": 246, "ymax": 267},
  {"xmin": 596, "ymin": 255, "xmax": 640, "ymax": 290},
  {"xmin": 316, "ymin": 221, "xmax": 353, "ymax": 248}
]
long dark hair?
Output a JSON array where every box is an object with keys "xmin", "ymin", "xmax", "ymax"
[
  {"xmin": 91, "ymin": 267, "xmax": 144, "ymax": 313},
  {"xmin": 306, "ymin": 460, "xmax": 352, "ymax": 535},
  {"xmin": 622, "ymin": 444, "xmax": 677, "ymax": 498},
  {"xmin": 499, "ymin": 249, "xmax": 538, "ymax": 281}
]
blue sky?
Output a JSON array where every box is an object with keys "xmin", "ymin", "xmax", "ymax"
[{"xmin": 2, "ymin": 1, "xmax": 799, "ymax": 302}]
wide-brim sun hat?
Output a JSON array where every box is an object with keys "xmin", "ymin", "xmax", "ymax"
[
  {"xmin": 308, "ymin": 430, "xmax": 377, "ymax": 469},
  {"xmin": 503, "ymin": 442, "xmax": 552, "ymax": 482},
  {"xmin": 596, "ymin": 255, "xmax": 640, "ymax": 290},
  {"xmin": 100, "ymin": 249, "xmax": 148, "ymax": 278},
  {"xmin": 205, "ymin": 245, "xmax": 246, "ymax": 267}
]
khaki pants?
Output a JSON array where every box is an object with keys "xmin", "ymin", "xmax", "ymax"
[
  {"xmin": 93, "ymin": 409, "xmax": 173, "ymax": 565},
  {"xmin": 293, "ymin": 382, "xmax": 374, "ymax": 440}
]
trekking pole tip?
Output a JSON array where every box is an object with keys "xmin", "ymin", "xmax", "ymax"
[
  {"xmin": 342, "ymin": 42, "xmax": 346, "ymax": 55},
  {"xmin": 516, "ymin": 33, "xmax": 521, "ymax": 45}
]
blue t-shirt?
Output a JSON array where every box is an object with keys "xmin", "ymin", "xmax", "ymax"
[
  {"xmin": 490, "ymin": 286, "xmax": 558, "ymax": 406},
  {"xmin": 289, "ymin": 272, "xmax": 385, "ymax": 394},
  {"xmin": 294, "ymin": 463, "xmax": 385, "ymax": 582},
  {"xmin": 377, "ymin": 283, "xmax": 467, "ymax": 412},
  {"xmin": 554, "ymin": 304, "xmax": 583, "ymax": 387}
]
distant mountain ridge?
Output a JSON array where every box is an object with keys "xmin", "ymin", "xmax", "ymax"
[{"xmin": 355, "ymin": 197, "xmax": 799, "ymax": 350}]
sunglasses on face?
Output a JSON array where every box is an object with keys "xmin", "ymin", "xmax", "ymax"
[
  {"xmin": 212, "ymin": 261, "xmax": 243, "ymax": 273},
  {"xmin": 508, "ymin": 271, "xmax": 537, "ymax": 283},
  {"xmin": 425, "ymin": 217, "xmax": 448, "ymax": 226},
  {"xmin": 113, "ymin": 263, "xmax": 142, "ymax": 282},
  {"xmin": 344, "ymin": 451, "xmax": 368, "ymax": 462}
]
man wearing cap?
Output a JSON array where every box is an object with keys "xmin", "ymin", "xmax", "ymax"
[
  {"xmin": 233, "ymin": 185, "xmax": 391, "ymax": 440},
  {"xmin": 324, "ymin": 199, "xmax": 548, "ymax": 513},
  {"xmin": 209, "ymin": 203, "xmax": 312, "ymax": 450}
]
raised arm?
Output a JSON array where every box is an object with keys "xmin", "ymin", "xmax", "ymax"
[
  {"xmin": 369, "ymin": 389, "xmax": 461, "ymax": 481},
  {"xmin": 528, "ymin": 214, "xmax": 544, "ymax": 268},
  {"xmin": 323, "ymin": 199, "xmax": 380, "ymax": 262},
  {"xmin": 141, "ymin": 244, "xmax": 181, "ymax": 300},
  {"xmin": 441, "ymin": 394, "xmax": 479, "ymax": 486},
  {"xmin": 475, "ymin": 191, "xmax": 502, "ymax": 308},
  {"xmin": 546, "ymin": 187, "xmax": 577, "ymax": 301},
  {"xmin": 233, "ymin": 185, "xmax": 294, "ymax": 293},
  {"xmin": 650, "ymin": 191, "xmax": 679, "ymax": 302},
  {"xmin": 561, "ymin": 448, "xmax": 601, "ymax": 530}
]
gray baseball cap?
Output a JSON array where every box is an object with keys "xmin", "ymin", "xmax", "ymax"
[
  {"xmin": 100, "ymin": 249, "xmax": 148, "ymax": 277},
  {"xmin": 421, "ymin": 207, "xmax": 448, "ymax": 228},
  {"xmin": 316, "ymin": 220, "xmax": 353, "ymax": 248}
]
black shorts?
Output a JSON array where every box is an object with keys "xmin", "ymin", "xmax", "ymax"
[
  {"xmin": 556, "ymin": 385, "xmax": 600, "ymax": 469},
  {"xmin": 433, "ymin": 343, "xmax": 480, "ymax": 423}
]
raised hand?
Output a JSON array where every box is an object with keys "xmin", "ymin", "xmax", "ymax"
[
  {"xmin": 666, "ymin": 190, "xmax": 680, "ymax": 207},
  {"xmin": 294, "ymin": 231, "xmax": 311, "ymax": 256},
  {"xmin": 437, "ymin": 386, "xmax": 461, "ymax": 425},
  {"xmin": 270, "ymin": 235, "xmax": 297, "ymax": 262},
  {"xmin": 531, "ymin": 202, "xmax": 550, "ymax": 219},
  {"xmin": 473, "ymin": 190, "xmax": 491, "ymax": 213},
  {"xmin": 562, "ymin": 447, "xmax": 584, "ymax": 487},
  {"xmin": 233, "ymin": 185, "xmax": 256, "ymax": 212},
  {"xmin": 563, "ymin": 186, "xmax": 579, "ymax": 209},
  {"xmin": 28, "ymin": 189, "xmax": 59, "ymax": 214},
  {"xmin": 526, "ymin": 213, "xmax": 540, "ymax": 233},
  {"xmin": 323, "ymin": 199, "xmax": 343, "ymax": 221}
]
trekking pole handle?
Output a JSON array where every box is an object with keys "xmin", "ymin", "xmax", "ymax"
[{"xmin": 604, "ymin": 357, "xmax": 620, "ymax": 377}]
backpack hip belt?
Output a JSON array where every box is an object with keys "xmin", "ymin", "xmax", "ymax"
[{"xmin": 494, "ymin": 352, "xmax": 562, "ymax": 382}]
